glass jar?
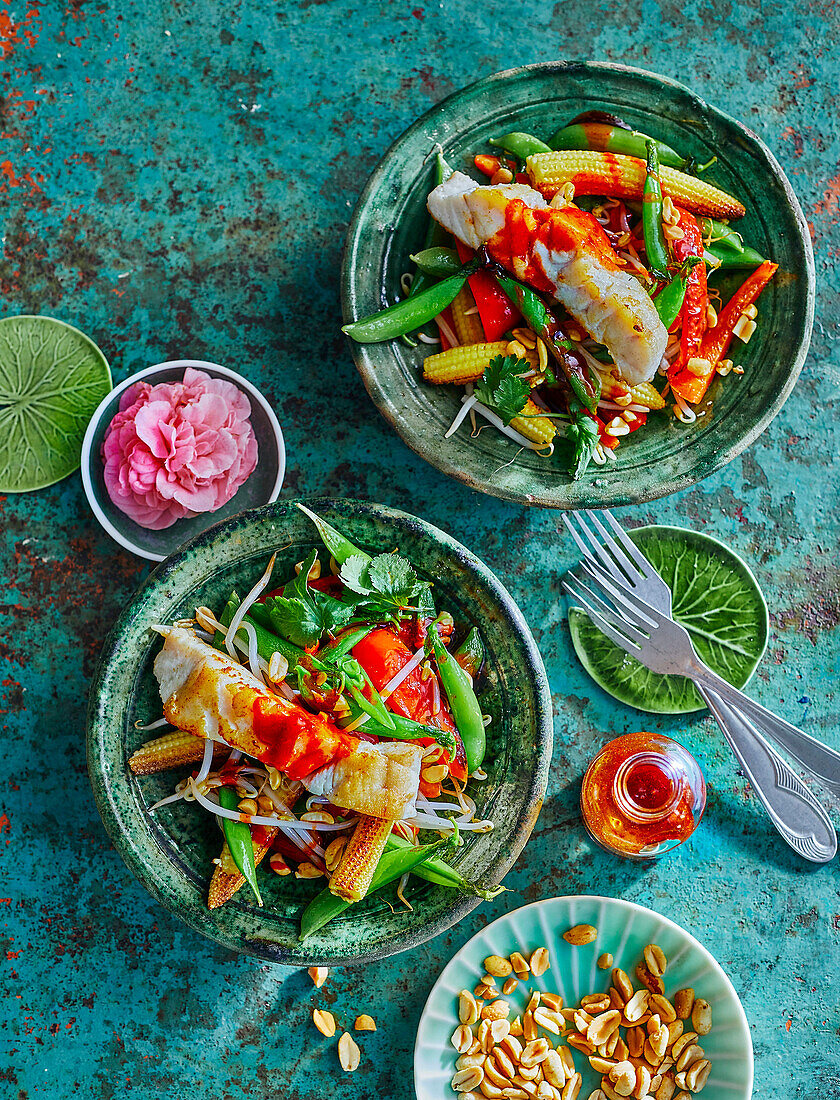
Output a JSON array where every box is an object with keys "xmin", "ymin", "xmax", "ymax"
[{"xmin": 581, "ymin": 731, "xmax": 706, "ymax": 858}]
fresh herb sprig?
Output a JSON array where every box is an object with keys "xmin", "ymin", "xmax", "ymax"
[
  {"xmin": 340, "ymin": 551, "xmax": 431, "ymax": 621},
  {"xmin": 474, "ymin": 354, "xmax": 531, "ymax": 424},
  {"xmin": 265, "ymin": 549, "xmax": 354, "ymax": 647}
]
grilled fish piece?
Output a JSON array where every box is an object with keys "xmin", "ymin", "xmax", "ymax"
[
  {"xmin": 427, "ymin": 171, "xmax": 667, "ymax": 385},
  {"xmin": 152, "ymin": 627, "xmax": 422, "ymax": 820}
]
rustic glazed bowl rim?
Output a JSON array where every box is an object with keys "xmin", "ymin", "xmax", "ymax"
[
  {"xmin": 342, "ymin": 59, "xmax": 816, "ymax": 509},
  {"xmin": 86, "ymin": 497, "xmax": 553, "ymax": 966},
  {"xmin": 80, "ymin": 358, "xmax": 286, "ymax": 562}
]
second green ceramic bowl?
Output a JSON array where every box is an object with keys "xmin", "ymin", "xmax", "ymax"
[
  {"xmin": 342, "ymin": 61, "xmax": 814, "ymax": 508},
  {"xmin": 87, "ymin": 499, "xmax": 553, "ymax": 966}
]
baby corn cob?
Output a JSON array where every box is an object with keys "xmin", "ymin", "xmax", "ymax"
[
  {"xmin": 526, "ymin": 151, "xmax": 746, "ymax": 219},
  {"xmin": 450, "ymin": 284, "xmax": 485, "ymax": 345},
  {"xmin": 510, "ymin": 398, "xmax": 557, "ymax": 445},
  {"xmin": 208, "ymin": 828, "xmax": 278, "ymax": 909},
  {"xmin": 423, "ymin": 341, "xmax": 509, "ymax": 385},
  {"xmin": 328, "ymin": 815, "xmax": 393, "ymax": 903},
  {"xmin": 128, "ymin": 729, "xmax": 223, "ymax": 775},
  {"xmin": 600, "ymin": 375, "xmax": 666, "ymax": 411}
]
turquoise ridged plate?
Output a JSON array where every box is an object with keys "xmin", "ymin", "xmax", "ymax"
[{"xmin": 415, "ymin": 896, "xmax": 753, "ymax": 1099}]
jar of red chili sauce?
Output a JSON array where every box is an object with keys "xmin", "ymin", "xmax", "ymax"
[{"xmin": 581, "ymin": 731, "xmax": 706, "ymax": 858}]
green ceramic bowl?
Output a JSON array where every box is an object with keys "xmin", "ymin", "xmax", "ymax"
[
  {"xmin": 343, "ymin": 61, "xmax": 814, "ymax": 508},
  {"xmin": 87, "ymin": 499, "xmax": 552, "ymax": 965},
  {"xmin": 415, "ymin": 896, "xmax": 753, "ymax": 1099}
]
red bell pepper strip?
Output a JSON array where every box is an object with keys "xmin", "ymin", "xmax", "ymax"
[
  {"xmin": 474, "ymin": 153, "xmax": 516, "ymax": 179},
  {"xmin": 667, "ymin": 209, "xmax": 708, "ymax": 365},
  {"xmin": 454, "ymin": 240, "xmax": 522, "ymax": 340},
  {"xmin": 669, "ymin": 260, "xmax": 778, "ymax": 405}
]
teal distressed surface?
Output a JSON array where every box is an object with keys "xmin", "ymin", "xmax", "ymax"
[{"xmin": 1, "ymin": 1, "xmax": 838, "ymax": 1097}]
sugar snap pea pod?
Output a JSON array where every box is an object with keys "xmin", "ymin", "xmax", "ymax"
[
  {"xmin": 492, "ymin": 271, "xmax": 549, "ymax": 333},
  {"xmin": 217, "ymin": 787, "xmax": 263, "ymax": 906},
  {"xmin": 489, "ymin": 131, "xmax": 552, "ymax": 159},
  {"xmin": 706, "ymin": 241, "xmax": 767, "ymax": 270},
  {"xmin": 426, "ymin": 621, "xmax": 485, "ymax": 772},
  {"xmin": 342, "ymin": 266, "xmax": 477, "ymax": 344},
  {"xmin": 652, "ymin": 256, "xmax": 704, "ymax": 328},
  {"xmin": 701, "ymin": 216, "xmax": 744, "ymax": 252},
  {"xmin": 319, "ymin": 625, "xmax": 374, "ymax": 660},
  {"xmin": 410, "ymin": 246, "xmax": 461, "ymax": 278},
  {"xmin": 300, "ymin": 837, "xmax": 448, "ymax": 938},
  {"xmin": 214, "ymin": 594, "xmax": 303, "ymax": 670},
  {"xmin": 643, "ymin": 140, "xmax": 670, "ymax": 277},
  {"xmin": 349, "ymin": 711, "xmax": 458, "ymax": 757},
  {"xmin": 653, "ymin": 272, "xmax": 689, "ymax": 329},
  {"xmin": 296, "ymin": 503, "xmax": 371, "ymax": 566},
  {"xmin": 549, "ymin": 120, "xmax": 685, "ymax": 168},
  {"xmin": 401, "ymin": 152, "xmax": 455, "ymax": 345},
  {"xmin": 454, "ymin": 626, "xmax": 485, "ymax": 678},
  {"xmin": 384, "ymin": 833, "xmax": 503, "ymax": 899}
]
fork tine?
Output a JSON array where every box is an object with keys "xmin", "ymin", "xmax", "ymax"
[
  {"xmin": 567, "ymin": 511, "xmax": 626, "ymax": 582},
  {"xmin": 563, "ymin": 578, "xmax": 645, "ymax": 656},
  {"xmin": 561, "ymin": 513, "xmax": 597, "ymax": 566},
  {"xmin": 586, "ymin": 510, "xmax": 642, "ymax": 585},
  {"xmin": 563, "ymin": 574, "xmax": 650, "ymax": 645},
  {"xmin": 600, "ymin": 510, "xmax": 659, "ymax": 579},
  {"xmin": 580, "ymin": 559, "xmax": 661, "ymax": 627}
]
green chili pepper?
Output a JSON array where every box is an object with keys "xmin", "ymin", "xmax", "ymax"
[
  {"xmin": 489, "ymin": 131, "xmax": 552, "ymax": 159},
  {"xmin": 342, "ymin": 267, "xmax": 476, "ymax": 344},
  {"xmin": 700, "ymin": 217, "xmax": 744, "ymax": 253},
  {"xmin": 454, "ymin": 626, "xmax": 484, "ymax": 679},
  {"xmin": 217, "ymin": 787, "xmax": 263, "ymax": 906},
  {"xmin": 706, "ymin": 241, "xmax": 767, "ymax": 270},
  {"xmin": 426, "ymin": 621, "xmax": 485, "ymax": 772},
  {"xmin": 549, "ymin": 122, "xmax": 685, "ymax": 168},
  {"xmin": 642, "ymin": 140, "xmax": 670, "ymax": 278},
  {"xmin": 300, "ymin": 837, "xmax": 449, "ymax": 938},
  {"xmin": 410, "ymin": 246, "xmax": 462, "ymax": 278},
  {"xmin": 384, "ymin": 834, "xmax": 502, "ymax": 899},
  {"xmin": 296, "ymin": 503, "xmax": 371, "ymax": 566},
  {"xmin": 214, "ymin": 594, "xmax": 303, "ymax": 670}
]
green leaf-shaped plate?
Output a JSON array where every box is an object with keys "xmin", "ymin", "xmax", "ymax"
[
  {"xmin": 0, "ymin": 315, "xmax": 111, "ymax": 492},
  {"xmin": 569, "ymin": 525, "xmax": 768, "ymax": 713},
  {"xmin": 342, "ymin": 61, "xmax": 814, "ymax": 508}
]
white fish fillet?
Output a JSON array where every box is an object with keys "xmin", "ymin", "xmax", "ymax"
[
  {"xmin": 427, "ymin": 171, "xmax": 667, "ymax": 385},
  {"xmin": 152, "ymin": 627, "xmax": 422, "ymax": 820}
]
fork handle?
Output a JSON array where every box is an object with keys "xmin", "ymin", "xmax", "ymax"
[
  {"xmin": 690, "ymin": 665, "xmax": 840, "ymax": 798},
  {"xmin": 698, "ymin": 684, "xmax": 837, "ymax": 864}
]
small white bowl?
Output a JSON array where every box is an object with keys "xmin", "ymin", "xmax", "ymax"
[{"xmin": 81, "ymin": 359, "xmax": 285, "ymax": 562}]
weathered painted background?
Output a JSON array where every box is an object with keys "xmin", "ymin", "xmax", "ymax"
[{"xmin": 1, "ymin": 1, "xmax": 838, "ymax": 1097}]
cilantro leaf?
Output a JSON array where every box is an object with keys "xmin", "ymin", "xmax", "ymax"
[
  {"xmin": 268, "ymin": 597, "xmax": 323, "ymax": 648},
  {"xmin": 474, "ymin": 355, "xmax": 531, "ymax": 425},
  {"xmin": 367, "ymin": 553, "xmax": 419, "ymax": 601},
  {"xmin": 565, "ymin": 411, "xmax": 600, "ymax": 480},
  {"xmin": 340, "ymin": 554, "xmax": 373, "ymax": 595}
]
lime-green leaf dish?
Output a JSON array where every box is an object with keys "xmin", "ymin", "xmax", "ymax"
[
  {"xmin": 415, "ymin": 896, "xmax": 753, "ymax": 1100},
  {"xmin": 0, "ymin": 315, "xmax": 111, "ymax": 492},
  {"xmin": 86, "ymin": 499, "xmax": 552, "ymax": 965},
  {"xmin": 342, "ymin": 61, "xmax": 814, "ymax": 508},
  {"xmin": 569, "ymin": 525, "xmax": 769, "ymax": 713}
]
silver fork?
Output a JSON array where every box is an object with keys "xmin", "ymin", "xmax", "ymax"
[{"xmin": 562, "ymin": 510, "xmax": 837, "ymax": 864}]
